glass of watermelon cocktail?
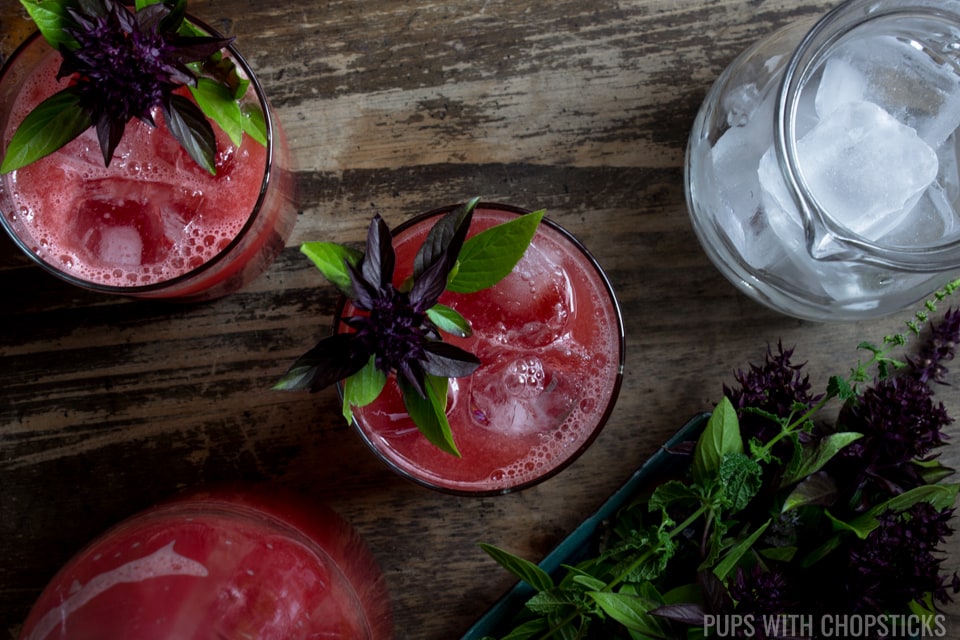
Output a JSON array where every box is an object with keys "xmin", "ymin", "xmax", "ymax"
[
  {"xmin": 275, "ymin": 200, "xmax": 625, "ymax": 495},
  {"xmin": 0, "ymin": 1, "xmax": 295, "ymax": 301},
  {"xmin": 17, "ymin": 488, "xmax": 393, "ymax": 640}
]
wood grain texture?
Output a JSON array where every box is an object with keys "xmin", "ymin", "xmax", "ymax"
[{"xmin": 2, "ymin": 1, "xmax": 959, "ymax": 638}]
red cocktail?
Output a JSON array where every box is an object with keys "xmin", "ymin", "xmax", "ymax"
[
  {"xmin": 340, "ymin": 203, "xmax": 625, "ymax": 495},
  {"xmin": 18, "ymin": 488, "xmax": 393, "ymax": 640},
  {"xmin": 0, "ymin": 25, "xmax": 295, "ymax": 301}
]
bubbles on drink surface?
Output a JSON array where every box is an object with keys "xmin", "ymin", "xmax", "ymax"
[{"xmin": 1, "ymin": 48, "xmax": 266, "ymax": 288}]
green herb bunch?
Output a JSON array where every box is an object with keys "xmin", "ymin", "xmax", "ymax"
[
  {"xmin": 1, "ymin": 0, "xmax": 267, "ymax": 175},
  {"xmin": 481, "ymin": 280, "xmax": 960, "ymax": 640},
  {"xmin": 275, "ymin": 198, "xmax": 543, "ymax": 457}
]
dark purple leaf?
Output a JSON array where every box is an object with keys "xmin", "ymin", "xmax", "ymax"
[
  {"xmin": 94, "ymin": 111, "xmax": 125, "ymax": 167},
  {"xmin": 648, "ymin": 603, "xmax": 707, "ymax": 625},
  {"xmin": 398, "ymin": 359, "xmax": 428, "ymax": 399},
  {"xmin": 273, "ymin": 333, "xmax": 369, "ymax": 392},
  {"xmin": 413, "ymin": 199, "xmax": 476, "ymax": 280},
  {"xmin": 163, "ymin": 94, "xmax": 217, "ymax": 174},
  {"xmin": 409, "ymin": 255, "xmax": 452, "ymax": 312},
  {"xmin": 361, "ymin": 215, "xmax": 395, "ymax": 290},
  {"xmin": 422, "ymin": 341, "xmax": 481, "ymax": 378},
  {"xmin": 345, "ymin": 259, "xmax": 379, "ymax": 310}
]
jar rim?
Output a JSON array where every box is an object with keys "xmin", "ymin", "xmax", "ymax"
[{"xmin": 776, "ymin": 0, "xmax": 960, "ymax": 271}]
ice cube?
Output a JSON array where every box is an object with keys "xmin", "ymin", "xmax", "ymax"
[
  {"xmin": 71, "ymin": 178, "xmax": 174, "ymax": 266},
  {"xmin": 96, "ymin": 225, "xmax": 144, "ymax": 266},
  {"xmin": 468, "ymin": 352, "xmax": 576, "ymax": 436},
  {"xmin": 796, "ymin": 100, "xmax": 938, "ymax": 240},
  {"xmin": 470, "ymin": 242, "xmax": 573, "ymax": 350},
  {"xmin": 826, "ymin": 34, "xmax": 960, "ymax": 148},
  {"xmin": 815, "ymin": 57, "xmax": 868, "ymax": 118}
]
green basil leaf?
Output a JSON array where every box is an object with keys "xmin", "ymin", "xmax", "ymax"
[
  {"xmin": 781, "ymin": 471, "xmax": 837, "ymax": 512},
  {"xmin": 21, "ymin": 0, "xmax": 77, "ymax": 50},
  {"xmin": 692, "ymin": 397, "xmax": 743, "ymax": 484},
  {"xmin": 342, "ymin": 357, "xmax": 386, "ymax": 423},
  {"xmin": 712, "ymin": 519, "xmax": 770, "ymax": 581},
  {"xmin": 0, "ymin": 88, "xmax": 91, "ymax": 173},
  {"xmin": 300, "ymin": 242, "xmax": 363, "ymax": 297},
  {"xmin": 477, "ymin": 543, "xmax": 554, "ymax": 592},
  {"xmin": 586, "ymin": 592, "xmax": 665, "ymax": 635},
  {"xmin": 496, "ymin": 619, "xmax": 550, "ymax": 640},
  {"xmin": 426, "ymin": 303, "xmax": 472, "ymax": 338},
  {"xmin": 189, "ymin": 78, "xmax": 243, "ymax": 148},
  {"xmin": 400, "ymin": 374, "xmax": 459, "ymax": 457},
  {"xmin": 241, "ymin": 102, "xmax": 268, "ymax": 146},
  {"xmin": 828, "ymin": 482, "xmax": 960, "ymax": 539},
  {"xmin": 648, "ymin": 480, "xmax": 700, "ymax": 512},
  {"xmin": 780, "ymin": 431, "xmax": 862, "ymax": 487},
  {"xmin": 164, "ymin": 94, "xmax": 217, "ymax": 175},
  {"xmin": 447, "ymin": 209, "xmax": 544, "ymax": 294},
  {"xmin": 759, "ymin": 546, "xmax": 797, "ymax": 562}
]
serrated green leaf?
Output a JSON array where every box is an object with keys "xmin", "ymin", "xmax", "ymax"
[
  {"xmin": 300, "ymin": 242, "xmax": 363, "ymax": 297},
  {"xmin": 20, "ymin": 0, "xmax": 77, "ymax": 50},
  {"xmin": 0, "ymin": 89, "xmax": 91, "ymax": 173},
  {"xmin": 692, "ymin": 398, "xmax": 743, "ymax": 484},
  {"xmin": 426, "ymin": 303, "xmax": 472, "ymax": 338},
  {"xmin": 478, "ymin": 543, "xmax": 555, "ymax": 592},
  {"xmin": 447, "ymin": 209, "xmax": 544, "ymax": 294},
  {"xmin": 189, "ymin": 77, "xmax": 244, "ymax": 147},
  {"xmin": 400, "ymin": 374, "xmax": 459, "ymax": 457},
  {"xmin": 718, "ymin": 452, "xmax": 762, "ymax": 512},
  {"xmin": 341, "ymin": 357, "xmax": 386, "ymax": 423},
  {"xmin": 826, "ymin": 374, "xmax": 855, "ymax": 400},
  {"xmin": 648, "ymin": 480, "xmax": 700, "ymax": 512},
  {"xmin": 526, "ymin": 591, "xmax": 574, "ymax": 616}
]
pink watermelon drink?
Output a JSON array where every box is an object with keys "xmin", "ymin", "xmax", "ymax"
[
  {"xmin": 340, "ymin": 204, "xmax": 625, "ymax": 494},
  {"xmin": 0, "ymin": 24, "xmax": 295, "ymax": 301},
  {"xmin": 18, "ymin": 488, "xmax": 393, "ymax": 640}
]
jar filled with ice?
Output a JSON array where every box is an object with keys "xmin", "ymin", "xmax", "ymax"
[{"xmin": 686, "ymin": 0, "xmax": 960, "ymax": 321}]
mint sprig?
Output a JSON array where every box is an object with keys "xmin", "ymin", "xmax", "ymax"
[
  {"xmin": 478, "ymin": 282, "xmax": 960, "ymax": 639},
  {"xmin": 275, "ymin": 199, "xmax": 545, "ymax": 456}
]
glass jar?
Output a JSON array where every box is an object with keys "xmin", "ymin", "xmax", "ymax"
[
  {"xmin": 0, "ymin": 20, "xmax": 296, "ymax": 302},
  {"xmin": 686, "ymin": 0, "xmax": 960, "ymax": 321}
]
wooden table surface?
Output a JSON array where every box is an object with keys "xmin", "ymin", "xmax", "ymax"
[{"xmin": 2, "ymin": 0, "xmax": 960, "ymax": 638}]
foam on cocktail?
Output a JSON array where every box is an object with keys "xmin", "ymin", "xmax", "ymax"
[{"xmin": 2, "ymin": 45, "xmax": 266, "ymax": 288}]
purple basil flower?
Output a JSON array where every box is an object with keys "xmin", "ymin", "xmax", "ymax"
[
  {"xmin": 275, "ymin": 211, "xmax": 481, "ymax": 398},
  {"xmin": 58, "ymin": 0, "xmax": 232, "ymax": 166}
]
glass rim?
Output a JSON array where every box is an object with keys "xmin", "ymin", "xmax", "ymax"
[
  {"xmin": 334, "ymin": 201, "xmax": 626, "ymax": 497},
  {"xmin": 0, "ymin": 17, "xmax": 276, "ymax": 295},
  {"xmin": 776, "ymin": 0, "xmax": 960, "ymax": 271}
]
